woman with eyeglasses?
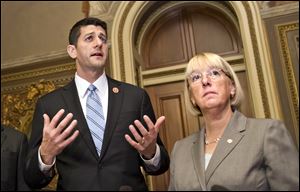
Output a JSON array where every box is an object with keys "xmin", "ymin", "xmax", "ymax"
[{"xmin": 168, "ymin": 53, "xmax": 299, "ymax": 191}]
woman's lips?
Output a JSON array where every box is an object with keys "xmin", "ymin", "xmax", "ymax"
[{"xmin": 203, "ymin": 91, "xmax": 217, "ymax": 97}]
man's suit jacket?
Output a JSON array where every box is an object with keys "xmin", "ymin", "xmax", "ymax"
[
  {"xmin": 169, "ymin": 110, "xmax": 299, "ymax": 191},
  {"xmin": 1, "ymin": 125, "xmax": 31, "ymax": 191},
  {"xmin": 24, "ymin": 77, "xmax": 169, "ymax": 191}
]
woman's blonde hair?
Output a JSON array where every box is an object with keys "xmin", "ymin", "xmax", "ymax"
[{"xmin": 184, "ymin": 53, "xmax": 244, "ymax": 116}]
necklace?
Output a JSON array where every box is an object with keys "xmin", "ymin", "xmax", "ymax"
[{"xmin": 205, "ymin": 133, "xmax": 221, "ymax": 145}]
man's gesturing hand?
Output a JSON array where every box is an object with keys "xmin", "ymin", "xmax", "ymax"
[
  {"xmin": 40, "ymin": 109, "xmax": 79, "ymax": 165},
  {"xmin": 125, "ymin": 115, "xmax": 165, "ymax": 159}
]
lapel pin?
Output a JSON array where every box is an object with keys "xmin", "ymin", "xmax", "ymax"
[
  {"xmin": 112, "ymin": 87, "xmax": 119, "ymax": 93},
  {"xmin": 227, "ymin": 139, "xmax": 233, "ymax": 144}
]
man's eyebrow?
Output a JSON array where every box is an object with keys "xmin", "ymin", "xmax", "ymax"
[
  {"xmin": 83, "ymin": 31, "xmax": 106, "ymax": 37},
  {"xmin": 83, "ymin": 31, "xmax": 95, "ymax": 37}
]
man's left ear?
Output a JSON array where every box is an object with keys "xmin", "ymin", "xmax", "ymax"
[{"xmin": 67, "ymin": 45, "xmax": 77, "ymax": 59}]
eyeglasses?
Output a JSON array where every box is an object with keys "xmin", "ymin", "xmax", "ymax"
[{"xmin": 188, "ymin": 68, "xmax": 231, "ymax": 84}]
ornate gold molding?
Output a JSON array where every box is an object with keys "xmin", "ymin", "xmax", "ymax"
[
  {"xmin": 1, "ymin": 80, "xmax": 57, "ymax": 135},
  {"xmin": 117, "ymin": 2, "xmax": 135, "ymax": 82},
  {"xmin": 277, "ymin": 22, "xmax": 299, "ymax": 126},
  {"xmin": 242, "ymin": 2, "xmax": 271, "ymax": 118},
  {"xmin": 1, "ymin": 62, "xmax": 76, "ymax": 135}
]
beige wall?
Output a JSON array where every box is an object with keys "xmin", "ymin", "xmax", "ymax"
[{"xmin": 1, "ymin": 1, "xmax": 84, "ymax": 66}]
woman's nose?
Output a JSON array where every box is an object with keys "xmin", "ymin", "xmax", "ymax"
[{"xmin": 201, "ymin": 74, "xmax": 211, "ymax": 86}]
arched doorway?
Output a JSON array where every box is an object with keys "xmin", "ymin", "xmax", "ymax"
[{"xmin": 111, "ymin": 1, "xmax": 281, "ymax": 190}]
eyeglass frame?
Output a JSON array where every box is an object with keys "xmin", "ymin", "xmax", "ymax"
[{"xmin": 188, "ymin": 67, "xmax": 232, "ymax": 84}]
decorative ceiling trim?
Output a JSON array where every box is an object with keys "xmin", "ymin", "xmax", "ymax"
[
  {"xmin": 89, "ymin": 1, "xmax": 117, "ymax": 20},
  {"xmin": 1, "ymin": 49, "xmax": 69, "ymax": 70},
  {"xmin": 1, "ymin": 62, "xmax": 75, "ymax": 83},
  {"xmin": 260, "ymin": 2, "xmax": 299, "ymax": 19}
]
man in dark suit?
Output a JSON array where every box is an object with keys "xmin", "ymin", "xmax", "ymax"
[
  {"xmin": 1, "ymin": 125, "xmax": 31, "ymax": 191},
  {"xmin": 24, "ymin": 17, "xmax": 169, "ymax": 191}
]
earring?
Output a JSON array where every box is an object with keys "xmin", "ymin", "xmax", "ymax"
[
  {"xmin": 230, "ymin": 92, "xmax": 235, "ymax": 98},
  {"xmin": 191, "ymin": 99, "xmax": 196, "ymax": 106}
]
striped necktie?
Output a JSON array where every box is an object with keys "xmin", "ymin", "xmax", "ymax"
[{"xmin": 86, "ymin": 84, "xmax": 105, "ymax": 156}]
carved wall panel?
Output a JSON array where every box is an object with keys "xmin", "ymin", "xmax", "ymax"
[
  {"xmin": 1, "ymin": 79, "xmax": 56, "ymax": 136},
  {"xmin": 1, "ymin": 61, "xmax": 76, "ymax": 137},
  {"xmin": 263, "ymin": 12, "xmax": 299, "ymax": 146}
]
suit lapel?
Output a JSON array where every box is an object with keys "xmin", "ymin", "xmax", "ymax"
[
  {"xmin": 191, "ymin": 130, "xmax": 207, "ymax": 190},
  {"xmin": 62, "ymin": 80, "xmax": 99, "ymax": 160},
  {"xmin": 205, "ymin": 111, "xmax": 247, "ymax": 183},
  {"xmin": 99, "ymin": 77, "xmax": 123, "ymax": 161}
]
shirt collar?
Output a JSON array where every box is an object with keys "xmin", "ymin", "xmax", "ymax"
[{"xmin": 75, "ymin": 72, "xmax": 108, "ymax": 99}]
